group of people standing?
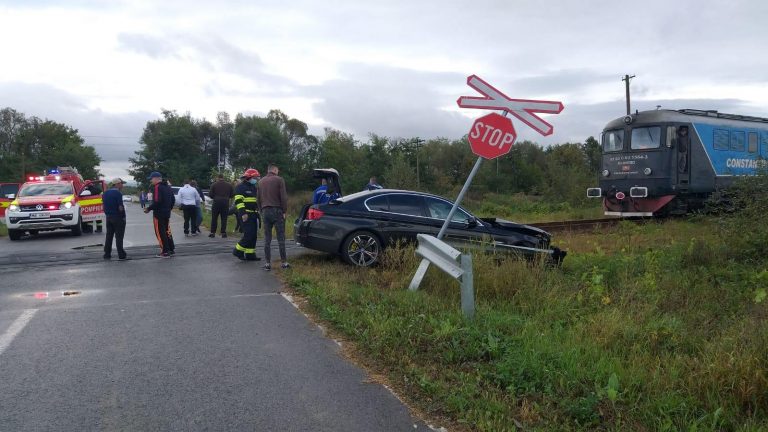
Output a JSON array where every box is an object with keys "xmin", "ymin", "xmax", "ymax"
[
  {"xmin": 102, "ymin": 166, "xmax": 290, "ymax": 270},
  {"xmin": 228, "ymin": 164, "xmax": 290, "ymax": 271}
]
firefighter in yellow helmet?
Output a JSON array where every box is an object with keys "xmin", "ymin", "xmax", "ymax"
[{"xmin": 232, "ymin": 168, "xmax": 261, "ymax": 261}]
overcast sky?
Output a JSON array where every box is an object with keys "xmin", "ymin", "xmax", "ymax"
[{"xmin": 1, "ymin": 0, "xmax": 766, "ymax": 181}]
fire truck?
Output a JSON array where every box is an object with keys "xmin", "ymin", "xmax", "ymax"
[
  {"xmin": 0, "ymin": 182, "xmax": 20, "ymax": 219},
  {"xmin": 4, "ymin": 167, "xmax": 106, "ymax": 241}
]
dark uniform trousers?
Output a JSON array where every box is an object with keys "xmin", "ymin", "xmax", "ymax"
[
  {"xmin": 210, "ymin": 199, "xmax": 230, "ymax": 234},
  {"xmin": 104, "ymin": 216, "xmax": 126, "ymax": 258}
]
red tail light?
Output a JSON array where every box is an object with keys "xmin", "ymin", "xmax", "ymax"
[{"xmin": 307, "ymin": 208, "xmax": 325, "ymax": 220}]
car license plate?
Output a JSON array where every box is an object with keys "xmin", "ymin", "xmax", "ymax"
[{"xmin": 30, "ymin": 212, "xmax": 49, "ymax": 219}]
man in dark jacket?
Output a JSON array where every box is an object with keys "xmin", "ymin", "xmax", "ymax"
[
  {"xmin": 258, "ymin": 164, "xmax": 289, "ymax": 270},
  {"xmin": 144, "ymin": 171, "xmax": 176, "ymax": 258},
  {"xmin": 208, "ymin": 174, "xmax": 234, "ymax": 238},
  {"xmin": 232, "ymin": 168, "xmax": 261, "ymax": 261},
  {"xmin": 102, "ymin": 178, "xmax": 127, "ymax": 260}
]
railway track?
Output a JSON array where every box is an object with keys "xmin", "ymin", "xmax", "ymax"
[{"xmin": 530, "ymin": 217, "xmax": 644, "ymax": 233}]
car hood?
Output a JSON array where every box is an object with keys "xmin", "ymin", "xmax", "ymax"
[
  {"xmin": 14, "ymin": 195, "xmax": 73, "ymax": 204},
  {"xmin": 480, "ymin": 217, "xmax": 550, "ymax": 237}
]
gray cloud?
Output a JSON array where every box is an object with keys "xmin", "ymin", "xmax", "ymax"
[
  {"xmin": 304, "ymin": 63, "xmax": 768, "ymax": 147},
  {"xmin": 306, "ymin": 64, "xmax": 469, "ymax": 140},
  {"xmin": 0, "ymin": 82, "xmax": 155, "ymax": 178},
  {"xmin": 117, "ymin": 32, "xmax": 293, "ymax": 92}
]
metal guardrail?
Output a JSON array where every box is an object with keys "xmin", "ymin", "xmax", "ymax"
[{"xmin": 413, "ymin": 234, "xmax": 475, "ymax": 318}]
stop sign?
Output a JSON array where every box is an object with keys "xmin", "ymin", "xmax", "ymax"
[{"xmin": 467, "ymin": 113, "xmax": 517, "ymax": 159}]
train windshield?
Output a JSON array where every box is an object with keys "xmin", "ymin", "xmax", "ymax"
[
  {"xmin": 603, "ymin": 129, "xmax": 624, "ymax": 152},
  {"xmin": 631, "ymin": 126, "xmax": 661, "ymax": 150}
]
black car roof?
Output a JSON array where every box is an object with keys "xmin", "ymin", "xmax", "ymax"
[{"xmin": 334, "ymin": 189, "xmax": 469, "ymax": 206}]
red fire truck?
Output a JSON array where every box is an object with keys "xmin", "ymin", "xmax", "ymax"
[
  {"xmin": 4, "ymin": 167, "xmax": 106, "ymax": 241},
  {"xmin": 0, "ymin": 182, "xmax": 21, "ymax": 219}
]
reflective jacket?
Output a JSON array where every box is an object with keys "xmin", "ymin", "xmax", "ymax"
[{"xmin": 234, "ymin": 181, "xmax": 258, "ymax": 218}]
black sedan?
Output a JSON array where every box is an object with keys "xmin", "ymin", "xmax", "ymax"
[{"xmin": 294, "ymin": 189, "xmax": 565, "ymax": 267}]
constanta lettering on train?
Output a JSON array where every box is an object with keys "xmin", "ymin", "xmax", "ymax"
[{"xmin": 726, "ymin": 158, "xmax": 768, "ymax": 169}]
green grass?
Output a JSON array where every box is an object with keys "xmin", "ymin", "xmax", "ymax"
[
  {"xmin": 0, "ymin": 223, "xmax": 6, "ymax": 237},
  {"xmin": 283, "ymin": 216, "xmax": 768, "ymax": 431}
]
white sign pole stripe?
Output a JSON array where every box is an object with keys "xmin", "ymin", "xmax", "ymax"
[{"xmin": 0, "ymin": 309, "xmax": 38, "ymax": 357}]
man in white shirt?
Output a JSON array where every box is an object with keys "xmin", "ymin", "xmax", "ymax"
[{"xmin": 178, "ymin": 181, "xmax": 202, "ymax": 236}]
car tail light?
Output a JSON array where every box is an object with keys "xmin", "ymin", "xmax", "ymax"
[{"xmin": 307, "ymin": 208, "xmax": 325, "ymax": 220}]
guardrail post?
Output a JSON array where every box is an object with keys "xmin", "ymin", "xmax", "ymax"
[{"xmin": 460, "ymin": 254, "xmax": 474, "ymax": 319}]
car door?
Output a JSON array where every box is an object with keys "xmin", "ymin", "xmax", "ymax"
[
  {"xmin": 422, "ymin": 196, "xmax": 485, "ymax": 249},
  {"xmin": 367, "ymin": 193, "xmax": 428, "ymax": 245}
]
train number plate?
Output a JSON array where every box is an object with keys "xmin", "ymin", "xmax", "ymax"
[{"xmin": 30, "ymin": 212, "xmax": 49, "ymax": 219}]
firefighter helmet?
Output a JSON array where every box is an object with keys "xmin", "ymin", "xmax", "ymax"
[{"xmin": 241, "ymin": 168, "xmax": 260, "ymax": 179}]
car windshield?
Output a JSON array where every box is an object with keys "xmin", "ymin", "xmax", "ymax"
[{"xmin": 19, "ymin": 183, "xmax": 74, "ymax": 197}]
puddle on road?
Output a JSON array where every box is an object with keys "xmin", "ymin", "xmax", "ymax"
[{"xmin": 22, "ymin": 290, "xmax": 91, "ymax": 300}]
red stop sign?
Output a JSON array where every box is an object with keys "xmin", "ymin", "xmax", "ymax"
[{"xmin": 467, "ymin": 113, "xmax": 517, "ymax": 159}]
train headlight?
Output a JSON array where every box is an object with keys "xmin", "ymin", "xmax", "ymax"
[
  {"xmin": 643, "ymin": 167, "xmax": 652, "ymax": 175},
  {"xmin": 602, "ymin": 169, "xmax": 610, "ymax": 177}
]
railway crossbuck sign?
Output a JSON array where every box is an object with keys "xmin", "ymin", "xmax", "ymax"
[
  {"xmin": 408, "ymin": 74, "xmax": 564, "ymax": 293},
  {"xmin": 457, "ymin": 75, "xmax": 564, "ymax": 137}
]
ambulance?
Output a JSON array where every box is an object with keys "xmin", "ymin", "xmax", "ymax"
[{"xmin": 4, "ymin": 167, "xmax": 106, "ymax": 241}]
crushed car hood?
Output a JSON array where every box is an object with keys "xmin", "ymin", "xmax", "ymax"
[{"xmin": 480, "ymin": 217, "xmax": 550, "ymax": 236}]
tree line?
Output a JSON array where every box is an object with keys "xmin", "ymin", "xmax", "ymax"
[
  {"xmin": 0, "ymin": 105, "xmax": 602, "ymax": 206},
  {"xmin": 0, "ymin": 107, "xmax": 101, "ymax": 181},
  {"xmin": 129, "ymin": 109, "xmax": 601, "ymax": 205}
]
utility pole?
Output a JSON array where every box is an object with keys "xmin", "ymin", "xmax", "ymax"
[
  {"xmin": 414, "ymin": 138, "xmax": 425, "ymax": 189},
  {"xmin": 217, "ymin": 131, "xmax": 221, "ymax": 174},
  {"xmin": 622, "ymin": 74, "xmax": 635, "ymax": 115}
]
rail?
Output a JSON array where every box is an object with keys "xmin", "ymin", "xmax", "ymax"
[{"xmin": 529, "ymin": 217, "xmax": 645, "ymax": 233}]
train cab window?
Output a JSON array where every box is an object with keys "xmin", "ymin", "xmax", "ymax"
[
  {"xmin": 630, "ymin": 126, "xmax": 661, "ymax": 150},
  {"xmin": 748, "ymin": 132, "xmax": 758, "ymax": 153},
  {"xmin": 730, "ymin": 131, "xmax": 746, "ymax": 152},
  {"xmin": 714, "ymin": 129, "xmax": 729, "ymax": 150},
  {"xmin": 603, "ymin": 129, "xmax": 624, "ymax": 152}
]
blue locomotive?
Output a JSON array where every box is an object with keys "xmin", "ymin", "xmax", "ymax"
[{"xmin": 587, "ymin": 109, "xmax": 768, "ymax": 216}]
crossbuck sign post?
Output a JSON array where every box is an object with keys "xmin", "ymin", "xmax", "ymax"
[{"xmin": 408, "ymin": 75, "xmax": 564, "ymax": 293}]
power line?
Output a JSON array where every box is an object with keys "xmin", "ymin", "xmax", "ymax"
[{"xmin": 81, "ymin": 135, "xmax": 139, "ymax": 139}]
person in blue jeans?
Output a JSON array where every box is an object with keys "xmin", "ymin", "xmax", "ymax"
[{"xmin": 102, "ymin": 178, "xmax": 128, "ymax": 260}]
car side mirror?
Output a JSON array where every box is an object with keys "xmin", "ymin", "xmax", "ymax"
[{"xmin": 79, "ymin": 190, "xmax": 92, "ymax": 197}]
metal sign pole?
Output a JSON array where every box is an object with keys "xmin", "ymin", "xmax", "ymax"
[{"xmin": 408, "ymin": 156, "xmax": 484, "ymax": 290}]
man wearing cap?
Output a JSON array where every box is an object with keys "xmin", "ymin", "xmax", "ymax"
[
  {"xmin": 102, "ymin": 178, "xmax": 128, "ymax": 260},
  {"xmin": 144, "ymin": 171, "xmax": 176, "ymax": 258}
]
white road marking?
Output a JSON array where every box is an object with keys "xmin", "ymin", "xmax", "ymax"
[{"xmin": 0, "ymin": 309, "xmax": 38, "ymax": 357}]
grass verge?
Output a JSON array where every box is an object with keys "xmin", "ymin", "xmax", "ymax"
[{"xmin": 283, "ymin": 217, "xmax": 767, "ymax": 431}]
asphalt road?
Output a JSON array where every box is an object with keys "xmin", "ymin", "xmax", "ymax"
[{"xmin": 0, "ymin": 205, "xmax": 431, "ymax": 431}]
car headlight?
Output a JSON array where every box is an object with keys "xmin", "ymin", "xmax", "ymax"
[
  {"xmin": 602, "ymin": 169, "xmax": 610, "ymax": 177},
  {"xmin": 9, "ymin": 204, "xmax": 19, "ymax": 212},
  {"xmin": 59, "ymin": 202, "xmax": 73, "ymax": 210}
]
